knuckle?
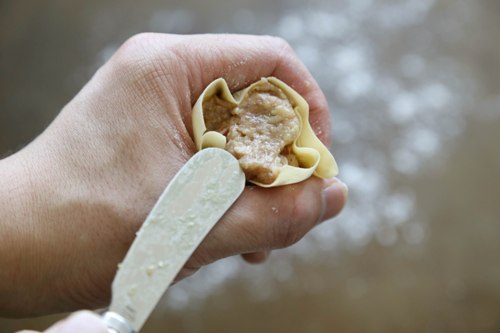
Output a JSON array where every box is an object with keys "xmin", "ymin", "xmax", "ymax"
[
  {"xmin": 272, "ymin": 188, "xmax": 321, "ymax": 248},
  {"xmin": 272, "ymin": 36, "xmax": 295, "ymax": 57},
  {"xmin": 273, "ymin": 221, "xmax": 302, "ymax": 249},
  {"xmin": 267, "ymin": 35, "xmax": 292, "ymax": 50},
  {"xmin": 120, "ymin": 33, "xmax": 157, "ymax": 54},
  {"xmin": 109, "ymin": 34, "xmax": 183, "ymax": 101},
  {"xmin": 262, "ymin": 35, "xmax": 296, "ymax": 70},
  {"xmin": 111, "ymin": 35, "xmax": 156, "ymax": 76}
]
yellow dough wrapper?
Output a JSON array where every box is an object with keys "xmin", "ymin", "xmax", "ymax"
[{"xmin": 192, "ymin": 77, "xmax": 338, "ymax": 187}]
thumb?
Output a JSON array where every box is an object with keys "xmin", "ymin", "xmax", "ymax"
[{"xmin": 44, "ymin": 311, "xmax": 107, "ymax": 333}]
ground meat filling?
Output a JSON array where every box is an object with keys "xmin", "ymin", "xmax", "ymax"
[
  {"xmin": 203, "ymin": 81, "xmax": 300, "ymax": 184},
  {"xmin": 203, "ymin": 94, "xmax": 234, "ymax": 135}
]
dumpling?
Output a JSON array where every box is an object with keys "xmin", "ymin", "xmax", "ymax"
[{"xmin": 192, "ymin": 77, "xmax": 338, "ymax": 187}]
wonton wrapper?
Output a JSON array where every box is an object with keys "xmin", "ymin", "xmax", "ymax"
[{"xmin": 192, "ymin": 77, "xmax": 338, "ymax": 187}]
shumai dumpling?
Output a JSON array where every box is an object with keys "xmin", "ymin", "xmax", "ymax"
[{"xmin": 192, "ymin": 77, "xmax": 338, "ymax": 187}]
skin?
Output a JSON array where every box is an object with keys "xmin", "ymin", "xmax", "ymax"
[
  {"xmin": 17, "ymin": 311, "xmax": 107, "ymax": 333},
  {"xmin": 0, "ymin": 34, "xmax": 348, "ymax": 321}
]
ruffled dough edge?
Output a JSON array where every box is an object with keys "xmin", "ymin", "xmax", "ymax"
[{"xmin": 192, "ymin": 77, "xmax": 338, "ymax": 187}]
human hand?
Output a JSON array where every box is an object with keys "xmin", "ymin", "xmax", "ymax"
[
  {"xmin": 17, "ymin": 311, "xmax": 107, "ymax": 333},
  {"xmin": 0, "ymin": 34, "xmax": 348, "ymax": 316}
]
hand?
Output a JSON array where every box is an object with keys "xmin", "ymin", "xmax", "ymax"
[
  {"xmin": 0, "ymin": 34, "xmax": 348, "ymax": 316},
  {"xmin": 17, "ymin": 311, "xmax": 107, "ymax": 333}
]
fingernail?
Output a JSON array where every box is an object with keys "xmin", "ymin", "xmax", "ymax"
[{"xmin": 321, "ymin": 178, "xmax": 348, "ymax": 221}]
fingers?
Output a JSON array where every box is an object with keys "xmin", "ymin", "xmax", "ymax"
[
  {"xmin": 180, "ymin": 34, "xmax": 332, "ymax": 145},
  {"xmin": 43, "ymin": 311, "xmax": 107, "ymax": 333},
  {"xmin": 111, "ymin": 33, "xmax": 331, "ymax": 145},
  {"xmin": 188, "ymin": 177, "xmax": 347, "ymax": 268},
  {"xmin": 241, "ymin": 251, "xmax": 271, "ymax": 264},
  {"xmin": 177, "ymin": 251, "xmax": 269, "ymax": 282}
]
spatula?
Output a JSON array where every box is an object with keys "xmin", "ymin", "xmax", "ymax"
[{"xmin": 101, "ymin": 148, "xmax": 246, "ymax": 333}]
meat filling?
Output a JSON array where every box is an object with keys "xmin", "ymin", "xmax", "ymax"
[{"xmin": 203, "ymin": 81, "xmax": 300, "ymax": 184}]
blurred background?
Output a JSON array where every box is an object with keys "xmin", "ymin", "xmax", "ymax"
[{"xmin": 1, "ymin": 0, "xmax": 500, "ymax": 332}]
